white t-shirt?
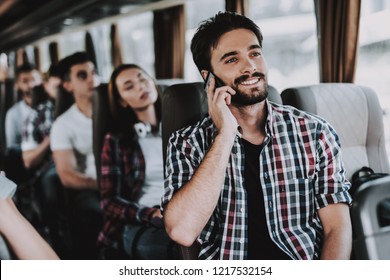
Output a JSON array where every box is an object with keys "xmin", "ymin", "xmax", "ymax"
[
  {"xmin": 137, "ymin": 134, "xmax": 164, "ymax": 207},
  {"xmin": 5, "ymin": 100, "xmax": 33, "ymax": 148},
  {"xmin": 50, "ymin": 104, "xmax": 96, "ymax": 179}
]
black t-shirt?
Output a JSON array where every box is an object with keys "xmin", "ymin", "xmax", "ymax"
[{"xmin": 242, "ymin": 138, "xmax": 291, "ymax": 260}]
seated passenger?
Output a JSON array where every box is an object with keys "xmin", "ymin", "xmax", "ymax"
[
  {"xmin": 162, "ymin": 12, "xmax": 353, "ymax": 260},
  {"xmin": 0, "ymin": 171, "xmax": 59, "ymax": 260},
  {"xmin": 97, "ymin": 64, "xmax": 177, "ymax": 260},
  {"xmin": 50, "ymin": 52, "xmax": 102, "ymax": 259},
  {"xmin": 4, "ymin": 64, "xmax": 41, "ymax": 184},
  {"xmin": 5, "ymin": 64, "xmax": 41, "ymax": 148},
  {"xmin": 22, "ymin": 63, "xmax": 61, "ymax": 171},
  {"xmin": 21, "ymin": 63, "xmax": 63, "ymax": 253}
]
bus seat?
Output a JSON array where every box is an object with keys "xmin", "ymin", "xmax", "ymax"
[
  {"xmin": 351, "ymin": 176, "xmax": 390, "ymax": 259},
  {"xmin": 162, "ymin": 82, "xmax": 207, "ymax": 164},
  {"xmin": 0, "ymin": 80, "xmax": 15, "ymax": 156},
  {"xmin": 267, "ymin": 85, "xmax": 283, "ymax": 105},
  {"xmin": 281, "ymin": 83, "xmax": 390, "ymax": 181},
  {"xmin": 161, "ymin": 82, "xmax": 281, "ymax": 259},
  {"xmin": 157, "ymin": 79, "xmax": 186, "ymax": 94},
  {"xmin": 92, "ymin": 83, "xmax": 109, "ymax": 187},
  {"xmin": 54, "ymin": 86, "xmax": 74, "ymax": 119}
]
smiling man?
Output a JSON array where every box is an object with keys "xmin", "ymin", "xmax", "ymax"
[
  {"xmin": 162, "ymin": 12, "xmax": 352, "ymax": 260},
  {"xmin": 5, "ymin": 64, "xmax": 41, "ymax": 148}
]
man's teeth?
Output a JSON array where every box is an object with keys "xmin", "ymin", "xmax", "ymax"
[{"xmin": 241, "ymin": 78, "xmax": 259, "ymax": 85}]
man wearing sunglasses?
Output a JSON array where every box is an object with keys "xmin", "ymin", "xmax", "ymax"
[{"xmin": 50, "ymin": 52, "xmax": 102, "ymax": 259}]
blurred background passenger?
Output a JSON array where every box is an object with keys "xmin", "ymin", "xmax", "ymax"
[
  {"xmin": 50, "ymin": 52, "xmax": 102, "ymax": 259},
  {"xmin": 5, "ymin": 64, "xmax": 41, "ymax": 149},
  {"xmin": 3, "ymin": 64, "xmax": 42, "ymax": 186},
  {"xmin": 21, "ymin": 63, "xmax": 63, "ymax": 255}
]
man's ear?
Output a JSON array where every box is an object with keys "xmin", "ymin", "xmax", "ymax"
[
  {"xmin": 200, "ymin": 70, "xmax": 209, "ymax": 81},
  {"xmin": 62, "ymin": 81, "xmax": 72, "ymax": 92}
]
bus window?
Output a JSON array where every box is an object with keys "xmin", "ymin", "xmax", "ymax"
[
  {"xmin": 248, "ymin": 0, "xmax": 319, "ymax": 93},
  {"xmin": 356, "ymin": 0, "xmax": 390, "ymax": 159},
  {"xmin": 59, "ymin": 30, "xmax": 85, "ymax": 58},
  {"xmin": 36, "ymin": 42, "xmax": 49, "ymax": 74},
  {"xmin": 118, "ymin": 12, "xmax": 155, "ymax": 77},
  {"xmin": 89, "ymin": 24, "xmax": 112, "ymax": 82},
  {"xmin": 184, "ymin": 0, "xmax": 224, "ymax": 81},
  {"xmin": 24, "ymin": 45, "xmax": 35, "ymax": 65}
]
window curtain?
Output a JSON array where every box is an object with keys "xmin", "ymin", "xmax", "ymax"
[
  {"xmin": 153, "ymin": 5, "xmax": 185, "ymax": 79},
  {"xmin": 225, "ymin": 0, "xmax": 248, "ymax": 15},
  {"xmin": 85, "ymin": 32, "xmax": 97, "ymax": 67},
  {"xmin": 33, "ymin": 46, "xmax": 41, "ymax": 72},
  {"xmin": 48, "ymin": 42, "xmax": 59, "ymax": 64},
  {"xmin": 110, "ymin": 24, "xmax": 123, "ymax": 68},
  {"xmin": 315, "ymin": 0, "xmax": 361, "ymax": 83}
]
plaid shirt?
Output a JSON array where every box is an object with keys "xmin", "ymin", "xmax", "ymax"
[
  {"xmin": 162, "ymin": 100, "xmax": 352, "ymax": 260},
  {"xmin": 97, "ymin": 133, "xmax": 157, "ymax": 249},
  {"xmin": 21, "ymin": 99, "xmax": 55, "ymax": 174}
]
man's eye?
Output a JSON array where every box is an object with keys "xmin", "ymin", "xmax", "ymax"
[
  {"xmin": 226, "ymin": 58, "xmax": 237, "ymax": 63},
  {"xmin": 76, "ymin": 70, "xmax": 88, "ymax": 80}
]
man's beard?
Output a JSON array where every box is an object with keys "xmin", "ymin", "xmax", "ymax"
[
  {"xmin": 19, "ymin": 89, "xmax": 33, "ymax": 105},
  {"xmin": 230, "ymin": 72, "xmax": 268, "ymax": 107}
]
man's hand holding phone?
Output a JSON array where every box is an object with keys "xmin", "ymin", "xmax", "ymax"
[{"xmin": 205, "ymin": 71, "xmax": 238, "ymax": 138}]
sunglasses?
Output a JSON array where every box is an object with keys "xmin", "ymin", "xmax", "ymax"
[{"xmin": 76, "ymin": 70, "xmax": 97, "ymax": 81}]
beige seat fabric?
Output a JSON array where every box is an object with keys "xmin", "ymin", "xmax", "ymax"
[{"xmin": 281, "ymin": 83, "xmax": 390, "ymax": 181}]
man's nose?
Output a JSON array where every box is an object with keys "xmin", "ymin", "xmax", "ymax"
[{"xmin": 240, "ymin": 58, "xmax": 256, "ymax": 74}]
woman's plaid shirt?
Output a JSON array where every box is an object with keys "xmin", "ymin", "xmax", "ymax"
[
  {"xmin": 97, "ymin": 133, "xmax": 156, "ymax": 249},
  {"xmin": 162, "ymin": 100, "xmax": 352, "ymax": 260}
]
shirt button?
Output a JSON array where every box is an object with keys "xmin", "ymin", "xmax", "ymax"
[
  {"xmin": 239, "ymin": 238, "xmax": 244, "ymax": 244},
  {"xmin": 268, "ymin": 201, "xmax": 273, "ymax": 208},
  {"xmin": 264, "ymin": 172, "xmax": 268, "ymax": 179},
  {"xmin": 240, "ymin": 207, "xmax": 244, "ymax": 213}
]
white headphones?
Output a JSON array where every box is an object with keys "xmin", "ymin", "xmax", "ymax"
[{"xmin": 134, "ymin": 122, "xmax": 152, "ymax": 138}]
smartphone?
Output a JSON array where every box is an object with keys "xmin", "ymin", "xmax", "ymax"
[{"xmin": 204, "ymin": 71, "xmax": 225, "ymax": 90}]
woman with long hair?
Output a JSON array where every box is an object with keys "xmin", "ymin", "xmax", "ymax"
[{"xmin": 97, "ymin": 64, "xmax": 176, "ymax": 259}]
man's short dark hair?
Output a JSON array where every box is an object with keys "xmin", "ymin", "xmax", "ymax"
[
  {"xmin": 47, "ymin": 63, "xmax": 61, "ymax": 78},
  {"xmin": 15, "ymin": 63, "xmax": 37, "ymax": 80},
  {"xmin": 191, "ymin": 11, "xmax": 263, "ymax": 73},
  {"xmin": 57, "ymin": 51, "xmax": 93, "ymax": 81}
]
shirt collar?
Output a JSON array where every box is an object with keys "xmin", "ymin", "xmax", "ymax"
[{"xmin": 264, "ymin": 99, "xmax": 275, "ymax": 138}]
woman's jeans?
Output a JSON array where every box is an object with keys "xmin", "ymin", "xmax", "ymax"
[{"xmin": 122, "ymin": 220, "xmax": 178, "ymax": 260}]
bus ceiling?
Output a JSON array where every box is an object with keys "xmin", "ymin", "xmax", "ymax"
[{"xmin": 0, "ymin": 0, "xmax": 168, "ymax": 53}]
